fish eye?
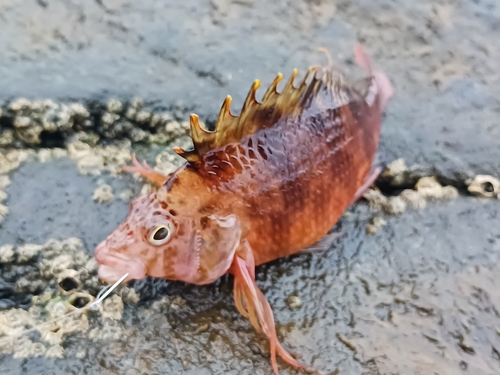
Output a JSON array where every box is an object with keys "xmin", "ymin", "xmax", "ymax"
[{"xmin": 149, "ymin": 224, "xmax": 172, "ymax": 245}]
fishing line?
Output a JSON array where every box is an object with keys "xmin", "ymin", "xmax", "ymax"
[{"xmin": 0, "ymin": 273, "xmax": 129, "ymax": 344}]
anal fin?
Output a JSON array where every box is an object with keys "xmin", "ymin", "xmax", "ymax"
[
  {"xmin": 349, "ymin": 151, "xmax": 385, "ymax": 206},
  {"xmin": 297, "ymin": 231, "xmax": 345, "ymax": 256}
]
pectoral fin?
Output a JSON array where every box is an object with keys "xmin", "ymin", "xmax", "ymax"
[
  {"xmin": 122, "ymin": 153, "xmax": 170, "ymax": 185},
  {"xmin": 230, "ymin": 254, "xmax": 309, "ymax": 375}
]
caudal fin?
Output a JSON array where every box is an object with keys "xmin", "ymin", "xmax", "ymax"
[
  {"xmin": 353, "ymin": 44, "xmax": 394, "ymax": 112},
  {"xmin": 231, "ymin": 256, "xmax": 308, "ymax": 375}
]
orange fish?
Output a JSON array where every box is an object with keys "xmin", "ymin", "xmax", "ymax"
[{"xmin": 95, "ymin": 45, "xmax": 393, "ymax": 374}]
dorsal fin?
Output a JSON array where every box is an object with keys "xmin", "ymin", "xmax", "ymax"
[{"xmin": 174, "ymin": 66, "xmax": 321, "ymax": 163}]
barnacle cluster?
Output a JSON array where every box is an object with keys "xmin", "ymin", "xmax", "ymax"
[
  {"xmin": 364, "ymin": 176, "xmax": 458, "ymax": 215},
  {"xmin": 0, "ymin": 98, "xmax": 191, "ymax": 148},
  {"xmin": 363, "ymin": 159, "xmax": 461, "ymax": 234},
  {"xmin": 0, "ymin": 238, "xmax": 139, "ymax": 359},
  {"xmin": 0, "ymin": 175, "xmax": 10, "ymax": 225}
]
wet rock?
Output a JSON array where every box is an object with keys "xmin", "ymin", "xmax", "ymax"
[{"xmin": 467, "ymin": 175, "xmax": 500, "ymax": 198}]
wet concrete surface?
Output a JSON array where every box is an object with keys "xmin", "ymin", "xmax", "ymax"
[{"xmin": 1, "ymin": 0, "xmax": 500, "ymax": 374}]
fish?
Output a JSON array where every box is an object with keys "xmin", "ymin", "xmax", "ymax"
[{"xmin": 94, "ymin": 44, "xmax": 393, "ymax": 374}]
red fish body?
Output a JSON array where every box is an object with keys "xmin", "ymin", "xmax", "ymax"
[{"xmin": 95, "ymin": 45, "xmax": 392, "ymax": 374}]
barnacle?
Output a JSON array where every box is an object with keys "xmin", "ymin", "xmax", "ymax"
[
  {"xmin": 467, "ymin": 175, "xmax": 500, "ymax": 198},
  {"xmin": 67, "ymin": 292, "xmax": 94, "ymax": 310},
  {"xmin": 57, "ymin": 269, "xmax": 82, "ymax": 295}
]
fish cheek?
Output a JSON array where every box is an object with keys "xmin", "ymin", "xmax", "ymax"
[
  {"xmin": 197, "ymin": 214, "xmax": 242, "ymax": 283},
  {"xmin": 161, "ymin": 245, "xmax": 177, "ymax": 278}
]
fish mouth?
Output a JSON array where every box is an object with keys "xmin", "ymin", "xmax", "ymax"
[{"xmin": 95, "ymin": 241, "xmax": 146, "ymax": 284}]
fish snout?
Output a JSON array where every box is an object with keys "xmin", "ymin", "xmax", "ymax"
[
  {"xmin": 94, "ymin": 240, "xmax": 147, "ymax": 284},
  {"xmin": 94, "ymin": 240, "xmax": 109, "ymax": 264}
]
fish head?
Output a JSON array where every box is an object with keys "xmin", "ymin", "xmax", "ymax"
[{"xmin": 95, "ymin": 190, "xmax": 242, "ymax": 285}]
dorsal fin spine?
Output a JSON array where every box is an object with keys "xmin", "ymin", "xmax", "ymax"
[
  {"xmin": 242, "ymin": 79, "xmax": 260, "ymax": 112},
  {"xmin": 261, "ymin": 73, "xmax": 283, "ymax": 102},
  {"xmin": 215, "ymin": 95, "xmax": 233, "ymax": 132},
  {"xmin": 173, "ymin": 146, "xmax": 199, "ymax": 163},
  {"xmin": 300, "ymin": 66, "xmax": 320, "ymax": 88},
  {"xmin": 283, "ymin": 68, "xmax": 298, "ymax": 93}
]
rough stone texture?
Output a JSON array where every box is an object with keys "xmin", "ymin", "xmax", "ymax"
[{"xmin": 0, "ymin": 1, "xmax": 499, "ymax": 375}]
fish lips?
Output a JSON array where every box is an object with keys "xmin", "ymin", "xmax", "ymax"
[{"xmin": 95, "ymin": 241, "xmax": 146, "ymax": 283}]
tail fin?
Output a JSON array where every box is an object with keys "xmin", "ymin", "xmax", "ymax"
[
  {"xmin": 232, "ymin": 256, "xmax": 308, "ymax": 375},
  {"xmin": 354, "ymin": 44, "xmax": 393, "ymax": 112}
]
